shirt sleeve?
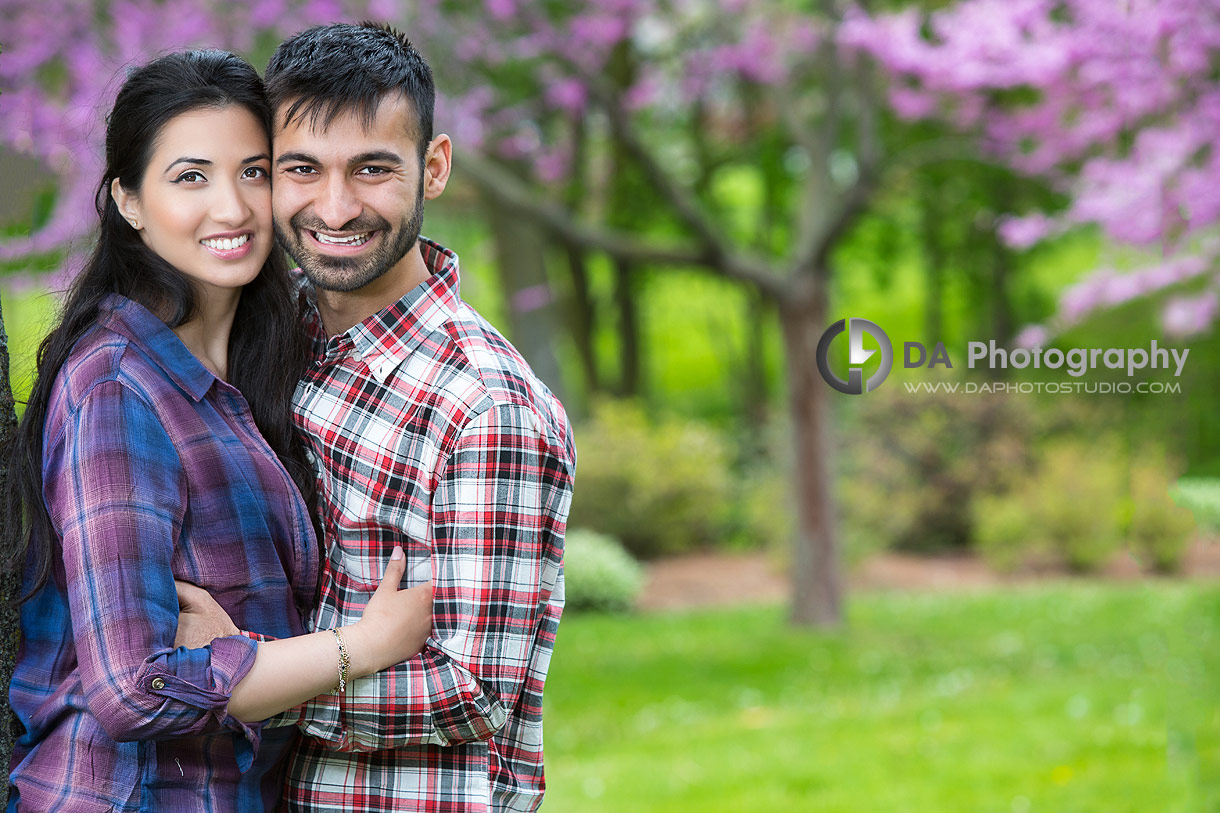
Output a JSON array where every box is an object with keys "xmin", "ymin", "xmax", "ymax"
[
  {"xmin": 296, "ymin": 401, "xmax": 573, "ymax": 752},
  {"xmin": 43, "ymin": 379, "xmax": 264, "ymax": 768}
]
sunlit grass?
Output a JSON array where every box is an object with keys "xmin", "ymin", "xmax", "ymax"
[{"xmin": 544, "ymin": 582, "xmax": 1220, "ymax": 812}]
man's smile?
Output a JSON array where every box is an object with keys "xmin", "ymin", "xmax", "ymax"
[{"xmin": 306, "ymin": 229, "xmax": 379, "ymax": 253}]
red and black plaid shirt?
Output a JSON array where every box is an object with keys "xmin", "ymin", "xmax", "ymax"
[{"xmin": 284, "ymin": 238, "xmax": 575, "ymax": 812}]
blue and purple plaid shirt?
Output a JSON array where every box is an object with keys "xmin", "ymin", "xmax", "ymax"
[{"xmin": 8, "ymin": 294, "xmax": 319, "ymax": 812}]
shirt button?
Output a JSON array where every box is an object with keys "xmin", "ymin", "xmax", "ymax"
[{"xmin": 151, "ymin": 677, "xmax": 166, "ymax": 690}]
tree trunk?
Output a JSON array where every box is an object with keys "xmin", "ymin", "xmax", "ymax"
[
  {"xmin": 0, "ymin": 294, "xmax": 21, "ymax": 808},
  {"xmin": 612, "ymin": 258, "xmax": 641, "ymax": 397},
  {"xmin": 919, "ymin": 176, "xmax": 945, "ymax": 343},
  {"xmin": 560, "ymin": 239, "xmax": 601, "ymax": 397},
  {"xmin": 778, "ymin": 283, "xmax": 843, "ymax": 627},
  {"xmin": 741, "ymin": 290, "xmax": 771, "ymax": 453},
  {"xmin": 481, "ymin": 194, "xmax": 570, "ymax": 404}
]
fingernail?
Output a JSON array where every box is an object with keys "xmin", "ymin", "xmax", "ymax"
[{"xmin": 391, "ymin": 547, "xmax": 404, "ymax": 561}]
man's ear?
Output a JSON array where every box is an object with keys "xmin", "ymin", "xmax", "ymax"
[
  {"xmin": 110, "ymin": 177, "xmax": 143, "ymax": 231},
  {"xmin": 422, "ymin": 134, "xmax": 452, "ymax": 201}
]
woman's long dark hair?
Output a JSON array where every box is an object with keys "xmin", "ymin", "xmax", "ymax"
[{"xmin": 2, "ymin": 50, "xmax": 318, "ymax": 601}]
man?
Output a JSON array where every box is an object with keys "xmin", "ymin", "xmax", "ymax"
[{"xmin": 186, "ymin": 21, "xmax": 575, "ymax": 813}]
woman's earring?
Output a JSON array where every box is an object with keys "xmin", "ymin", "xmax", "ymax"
[{"xmin": 129, "ymin": 219, "xmax": 139, "ymax": 229}]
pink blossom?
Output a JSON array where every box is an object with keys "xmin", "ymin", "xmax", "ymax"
[
  {"xmin": 545, "ymin": 78, "xmax": 588, "ymax": 114},
  {"xmin": 997, "ymin": 213, "xmax": 1057, "ymax": 249},
  {"xmin": 1013, "ymin": 324, "xmax": 1049, "ymax": 349},
  {"xmin": 1162, "ymin": 291, "xmax": 1220, "ymax": 338}
]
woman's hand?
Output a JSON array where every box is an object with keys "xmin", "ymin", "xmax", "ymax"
[{"xmin": 343, "ymin": 547, "xmax": 433, "ymax": 678}]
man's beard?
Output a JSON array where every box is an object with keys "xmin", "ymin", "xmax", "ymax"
[{"xmin": 275, "ymin": 183, "xmax": 424, "ymax": 293}]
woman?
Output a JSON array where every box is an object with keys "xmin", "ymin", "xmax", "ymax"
[{"xmin": 3, "ymin": 51, "xmax": 430, "ymax": 812}]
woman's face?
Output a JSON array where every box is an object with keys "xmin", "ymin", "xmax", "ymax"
[{"xmin": 115, "ymin": 105, "xmax": 273, "ymax": 300}]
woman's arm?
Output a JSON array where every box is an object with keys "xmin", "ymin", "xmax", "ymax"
[{"xmin": 223, "ymin": 547, "xmax": 431, "ymax": 722}]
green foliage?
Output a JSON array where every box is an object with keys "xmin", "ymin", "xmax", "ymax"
[
  {"xmin": 976, "ymin": 441, "xmax": 1192, "ymax": 574},
  {"xmin": 1127, "ymin": 459, "xmax": 1197, "ymax": 574},
  {"xmin": 838, "ymin": 387, "xmax": 1038, "ymax": 555},
  {"xmin": 1035, "ymin": 442, "xmax": 1127, "ymax": 572},
  {"xmin": 562, "ymin": 529, "xmax": 644, "ymax": 614},
  {"xmin": 976, "ymin": 441, "xmax": 1126, "ymax": 573},
  {"xmin": 972, "ymin": 492, "xmax": 1030, "ymax": 572},
  {"xmin": 1170, "ymin": 477, "xmax": 1220, "ymax": 533},
  {"xmin": 546, "ymin": 583, "xmax": 1220, "ymax": 811},
  {"xmin": 569, "ymin": 399, "xmax": 734, "ymax": 558}
]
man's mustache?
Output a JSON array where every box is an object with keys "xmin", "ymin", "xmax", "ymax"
[{"xmin": 288, "ymin": 212, "xmax": 391, "ymax": 234}]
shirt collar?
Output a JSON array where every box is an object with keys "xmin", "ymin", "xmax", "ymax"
[
  {"xmin": 305, "ymin": 237, "xmax": 463, "ymax": 384},
  {"xmin": 97, "ymin": 293, "xmax": 217, "ymax": 401}
]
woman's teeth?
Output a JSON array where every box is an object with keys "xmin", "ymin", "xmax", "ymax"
[
  {"xmin": 314, "ymin": 231, "xmax": 372, "ymax": 246},
  {"xmin": 201, "ymin": 235, "xmax": 250, "ymax": 251}
]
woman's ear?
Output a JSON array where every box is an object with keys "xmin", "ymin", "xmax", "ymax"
[{"xmin": 110, "ymin": 178, "xmax": 143, "ymax": 231}]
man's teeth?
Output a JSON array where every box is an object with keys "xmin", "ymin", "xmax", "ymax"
[
  {"xmin": 201, "ymin": 235, "xmax": 250, "ymax": 251},
  {"xmin": 313, "ymin": 231, "xmax": 372, "ymax": 246}
]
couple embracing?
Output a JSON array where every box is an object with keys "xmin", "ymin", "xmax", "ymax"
[{"xmin": 5, "ymin": 21, "xmax": 573, "ymax": 813}]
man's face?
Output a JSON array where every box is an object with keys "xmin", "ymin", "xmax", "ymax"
[{"xmin": 272, "ymin": 94, "xmax": 424, "ymax": 293}]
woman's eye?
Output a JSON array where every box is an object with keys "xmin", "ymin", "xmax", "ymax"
[
  {"xmin": 242, "ymin": 166, "xmax": 269, "ymax": 180},
  {"xmin": 174, "ymin": 170, "xmax": 206, "ymax": 184}
]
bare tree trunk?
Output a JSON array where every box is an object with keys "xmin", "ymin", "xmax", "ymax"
[
  {"xmin": 0, "ymin": 295, "xmax": 21, "ymax": 808},
  {"xmin": 779, "ymin": 282, "xmax": 843, "ymax": 627},
  {"xmin": 560, "ymin": 240, "xmax": 601, "ymax": 397},
  {"xmin": 612, "ymin": 258, "xmax": 641, "ymax": 397},
  {"xmin": 481, "ymin": 195, "xmax": 570, "ymax": 404},
  {"xmin": 741, "ymin": 290, "xmax": 771, "ymax": 453},
  {"xmin": 919, "ymin": 175, "xmax": 946, "ymax": 343}
]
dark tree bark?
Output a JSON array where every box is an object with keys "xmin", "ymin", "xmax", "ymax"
[
  {"xmin": 779, "ymin": 281, "xmax": 843, "ymax": 626},
  {"xmin": 481, "ymin": 195, "xmax": 570, "ymax": 405},
  {"xmin": 560, "ymin": 239, "xmax": 601, "ymax": 396},
  {"xmin": 611, "ymin": 258, "xmax": 641, "ymax": 397},
  {"xmin": 0, "ymin": 295, "xmax": 21, "ymax": 808}
]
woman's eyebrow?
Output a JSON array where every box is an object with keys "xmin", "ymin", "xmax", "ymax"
[{"xmin": 165, "ymin": 157, "xmax": 211, "ymax": 172}]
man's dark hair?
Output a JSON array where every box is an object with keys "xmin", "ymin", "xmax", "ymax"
[{"xmin": 265, "ymin": 21, "xmax": 435, "ymax": 160}]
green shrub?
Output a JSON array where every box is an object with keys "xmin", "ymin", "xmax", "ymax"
[
  {"xmin": 1038, "ymin": 442, "xmax": 1126, "ymax": 572},
  {"xmin": 1128, "ymin": 461, "xmax": 1196, "ymax": 574},
  {"xmin": 839, "ymin": 387, "xmax": 1039, "ymax": 554},
  {"xmin": 1170, "ymin": 477, "xmax": 1220, "ymax": 533},
  {"xmin": 973, "ymin": 492, "xmax": 1033, "ymax": 573},
  {"xmin": 973, "ymin": 441, "xmax": 1126, "ymax": 573},
  {"xmin": 727, "ymin": 461, "xmax": 795, "ymax": 554},
  {"xmin": 569, "ymin": 399, "xmax": 733, "ymax": 558},
  {"xmin": 562, "ymin": 529, "xmax": 644, "ymax": 613}
]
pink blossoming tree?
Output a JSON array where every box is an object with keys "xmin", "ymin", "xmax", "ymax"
[{"xmin": 845, "ymin": 0, "xmax": 1220, "ymax": 341}]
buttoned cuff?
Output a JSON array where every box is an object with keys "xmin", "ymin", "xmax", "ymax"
[{"xmin": 141, "ymin": 635, "xmax": 262, "ymax": 771}]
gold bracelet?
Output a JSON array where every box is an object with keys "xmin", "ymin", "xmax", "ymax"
[{"xmin": 330, "ymin": 628, "xmax": 350, "ymax": 693}]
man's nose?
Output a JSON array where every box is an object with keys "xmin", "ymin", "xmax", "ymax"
[{"xmin": 314, "ymin": 175, "xmax": 362, "ymax": 229}]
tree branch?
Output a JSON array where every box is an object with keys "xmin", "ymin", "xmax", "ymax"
[{"xmin": 455, "ymin": 150, "xmax": 787, "ymax": 297}]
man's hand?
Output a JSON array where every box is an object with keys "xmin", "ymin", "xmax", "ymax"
[{"xmin": 174, "ymin": 580, "xmax": 240, "ymax": 648}]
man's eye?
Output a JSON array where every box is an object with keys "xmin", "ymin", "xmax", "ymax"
[
  {"xmin": 286, "ymin": 166, "xmax": 317, "ymax": 175},
  {"xmin": 173, "ymin": 170, "xmax": 206, "ymax": 184},
  {"xmin": 357, "ymin": 166, "xmax": 388, "ymax": 176}
]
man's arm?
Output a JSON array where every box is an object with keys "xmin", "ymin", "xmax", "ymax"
[{"xmin": 296, "ymin": 400, "xmax": 574, "ymax": 752}]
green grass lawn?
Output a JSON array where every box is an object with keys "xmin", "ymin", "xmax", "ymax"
[{"xmin": 544, "ymin": 583, "xmax": 1220, "ymax": 812}]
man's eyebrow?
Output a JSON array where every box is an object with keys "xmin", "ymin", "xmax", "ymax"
[
  {"xmin": 349, "ymin": 150, "xmax": 403, "ymax": 167},
  {"xmin": 276, "ymin": 151, "xmax": 319, "ymax": 166},
  {"xmin": 165, "ymin": 157, "xmax": 211, "ymax": 172}
]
